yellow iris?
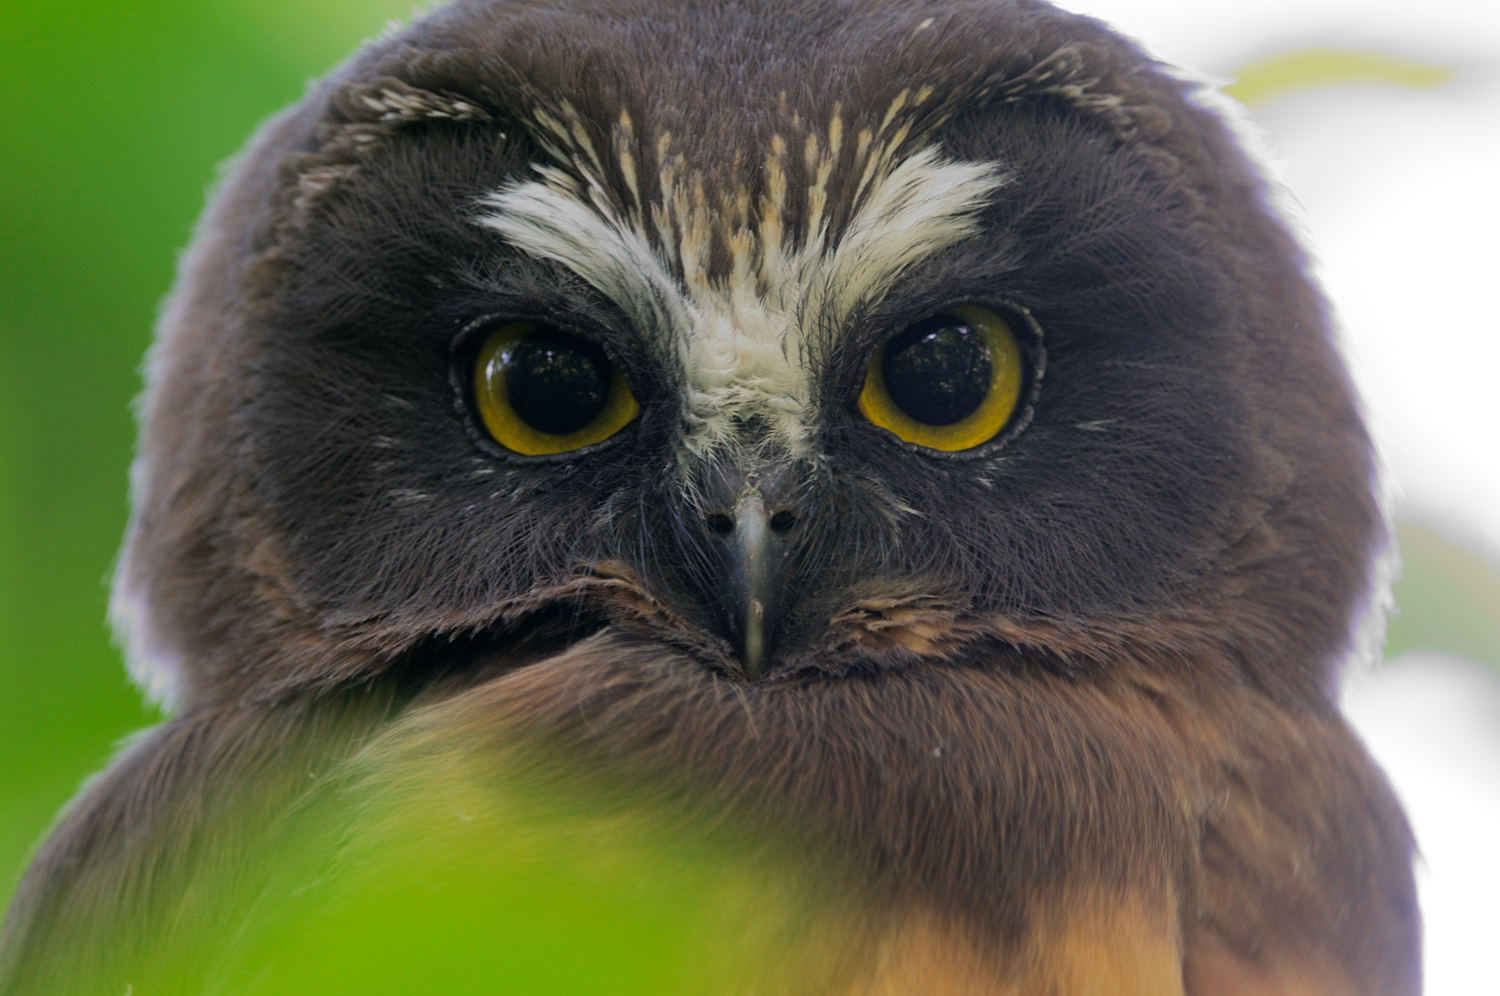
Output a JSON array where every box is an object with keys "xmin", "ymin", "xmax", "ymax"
[
  {"xmin": 857, "ymin": 305, "xmax": 1024, "ymax": 452},
  {"xmin": 472, "ymin": 322, "xmax": 639, "ymax": 456}
]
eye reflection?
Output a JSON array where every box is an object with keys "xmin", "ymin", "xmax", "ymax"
[
  {"xmin": 858, "ymin": 305, "xmax": 1025, "ymax": 452},
  {"xmin": 504, "ymin": 330, "xmax": 611, "ymax": 435},
  {"xmin": 880, "ymin": 315, "xmax": 994, "ymax": 426},
  {"xmin": 472, "ymin": 322, "xmax": 638, "ymax": 456}
]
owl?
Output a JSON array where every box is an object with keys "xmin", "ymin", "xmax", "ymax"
[{"xmin": 0, "ymin": 1, "xmax": 1419, "ymax": 993}]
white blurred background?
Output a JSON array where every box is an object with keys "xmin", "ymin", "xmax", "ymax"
[{"xmin": 1066, "ymin": 2, "xmax": 1500, "ymax": 992}]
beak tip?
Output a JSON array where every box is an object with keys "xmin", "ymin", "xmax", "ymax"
[{"xmin": 742, "ymin": 597, "xmax": 766, "ymax": 679}]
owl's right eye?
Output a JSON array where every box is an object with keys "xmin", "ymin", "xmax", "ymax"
[
  {"xmin": 471, "ymin": 322, "xmax": 639, "ymax": 455},
  {"xmin": 857, "ymin": 305, "xmax": 1025, "ymax": 452}
]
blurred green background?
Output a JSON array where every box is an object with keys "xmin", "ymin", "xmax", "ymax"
[
  {"xmin": 2, "ymin": 0, "xmax": 1498, "ymax": 923},
  {"xmin": 0, "ymin": 0, "xmax": 420, "ymax": 908}
]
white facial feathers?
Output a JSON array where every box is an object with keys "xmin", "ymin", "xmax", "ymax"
[{"xmin": 476, "ymin": 117, "xmax": 1008, "ymax": 457}]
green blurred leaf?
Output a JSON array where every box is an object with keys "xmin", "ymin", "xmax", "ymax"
[
  {"xmin": 1387, "ymin": 524, "xmax": 1500, "ymax": 671},
  {"xmin": 1224, "ymin": 47, "xmax": 1454, "ymax": 109},
  {"xmin": 0, "ymin": 0, "xmax": 410, "ymax": 909}
]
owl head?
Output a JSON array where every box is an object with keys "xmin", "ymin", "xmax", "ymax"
[{"xmin": 112, "ymin": 0, "xmax": 1380, "ymax": 717}]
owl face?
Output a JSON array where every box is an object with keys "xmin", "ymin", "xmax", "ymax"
[{"xmin": 118, "ymin": 0, "xmax": 1377, "ymax": 709}]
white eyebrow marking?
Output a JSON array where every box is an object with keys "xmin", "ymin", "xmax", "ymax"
[{"xmin": 476, "ymin": 114, "xmax": 1007, "ymax": 458}]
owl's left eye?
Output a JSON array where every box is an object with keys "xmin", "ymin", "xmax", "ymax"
[
  {"xmin": 471, "ymin": 322, "xmax": 639, "ymax": 455},
  {"xmin": 858, "ymin": 305, "xmax": 1025, "ymax": 452}
]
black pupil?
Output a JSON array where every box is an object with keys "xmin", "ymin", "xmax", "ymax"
[
  {"xmin": 881, "ymin": 315, "xmax": 992, "ymax": 425},
  {"xmin": 504, "ymin": 329, "xmax": 612, "ymax": 435}
]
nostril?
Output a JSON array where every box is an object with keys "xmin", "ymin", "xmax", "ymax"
[
  {"xmin": 707, "ymin": 513, "xmax": 735, "ymax": 536},
  {"xmin": 768, "ymin": 509, "xmax": 798, "ymax": 533}
]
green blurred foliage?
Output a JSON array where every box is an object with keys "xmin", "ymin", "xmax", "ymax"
[
  {"xmin": 0, "ymin": 0, "xmax": 411, "ymax": 909},
  {"xmin": 1222, "ymin": 47, "xmax": 1454, "ymax": 108},
  {"xmin": 207, "ymin": 783, "xmax": 835, "ymax": 996},
  {"xmin": 1386, "ymin": 524, "xmax": 1500, "ymax": 669},
  {"xmin": 7, "ymin": 737, "xmax": 839, "ymax": 994},
  {"xmin": 2, "ymin": 0, "xmax": 1499, "ymax": 967}
]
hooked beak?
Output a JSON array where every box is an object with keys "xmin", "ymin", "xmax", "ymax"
[{"xmin": 705, "ymin": 484, "xmax": 801, "ymax": 679}]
